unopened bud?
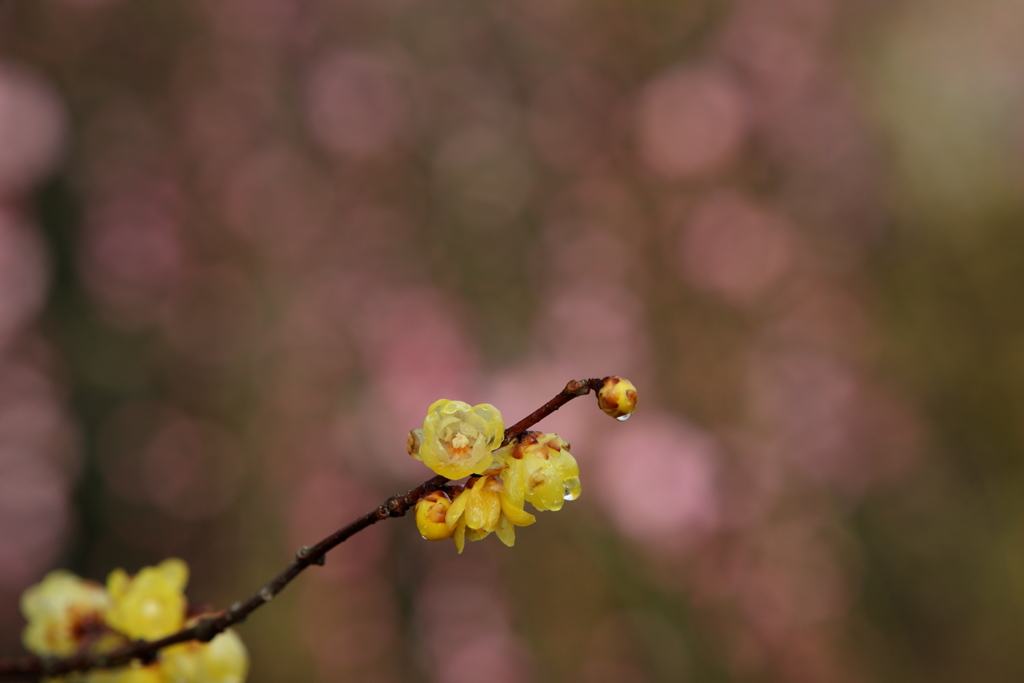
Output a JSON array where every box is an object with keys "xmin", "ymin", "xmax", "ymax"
[
  {"xmin": 597, "ymin": 376, "xmax": 638, "ymax": 420},
  {"xmin": 415, "ymin": 490, "xmax": 453, "ymax": 541},
  {"xmin": 407, "ymin": 429, "xmax": 424, "ymax": 460}
]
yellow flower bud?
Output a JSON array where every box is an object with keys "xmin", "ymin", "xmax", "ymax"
[
  {"xmin": 445, "ymin": 476, "xmax": 535, "ymax": 553},
  {"xmin": 105, "ymin": 559, "xmax": 188, "ymax": 641},
  {"xmin": 88, "ymin": 662, "xmax": 166, "ymax": 683},
  {"xmin": 415, "ymin": 490, "xmax": 454, "ymax": 541},
  {"xmin": 597, "ymin": 376, "xmax": 638, "ymax": 420},
  {"xmin": 418, "ymin": 399, "xmax": 504, "ymax": 479},
  {"xmin": 20, "ymin": 570, "xmax": 112, "ymax": 657},
  {"xmin": 161, "ymin": 627, "xmax": 249, "ymax": 683},
  {"xmin": 503, "ymin": 433, "xmax": 581, "ymax": 512}
]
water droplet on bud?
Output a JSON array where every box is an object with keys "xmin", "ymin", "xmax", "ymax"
[
  {"xmin": 616, "ymin": 413, "xmax": 631, "ymax": 422},
  {"xmin": 563, "ymin": 476, "xmax": 581, "ymax": 500}
]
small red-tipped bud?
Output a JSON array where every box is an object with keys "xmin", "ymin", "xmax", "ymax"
[
  {"xmin": 597, "ymin": 376, "xmax": 638, "ymax": 420},
  {"xmin": 415, "ymin": 491, "xmax": 453, "ymax": 541}
]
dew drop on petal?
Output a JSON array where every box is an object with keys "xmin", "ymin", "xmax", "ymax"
[
  {"xmin": 616, "ymin": 413, "xmax": 631, "ymax": 422},
  {"xmin": 563, "ymin": 489, "xmax": 576, "ymax": 501}
]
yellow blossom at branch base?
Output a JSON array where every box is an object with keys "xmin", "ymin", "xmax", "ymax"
[
  {"xmin": 503, "ymin": 432, "xmax": 581, "ymax": 512},
  {"xmin": 20, "ymin": 570, "xmax": 113, "ymax": 657},
  {"xmin": 417, "ymin": 400, "xmax": 504, "ymax": 479},
  {"xmin": 161, "ymin": 628, "xmax": 249, "ymax": 683},
  {"xmin": 445, "ymin": 476, "xmax": 535, "ymax": 553},
  {"xmin": 105, "ymin": 559, "xmax": 188, "ymax": 641},
  {"xmin": 88, "ymin": 662, "xmax": 165, "ymax": 683}
]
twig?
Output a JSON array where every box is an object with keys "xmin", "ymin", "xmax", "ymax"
[
  {"xmin": 500, "ymin": 378, "xmax": 602, "ymax": 446},
  {"xmin": 0, "ymin": 378, "xmax": 605, "ymax": 681}
]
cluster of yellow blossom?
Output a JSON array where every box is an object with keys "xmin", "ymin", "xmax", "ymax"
[
  {"xmin": 410, "ymin": 377, "xmax": 637, "ymax": 553},
  {"xmin": 19, "ymin": 559, "xmax": 248, "ymax": 683}
]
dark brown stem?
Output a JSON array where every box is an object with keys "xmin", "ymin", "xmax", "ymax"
[
  {"xmin": 0, "ymin": 378, "xmax": 603, "ymax": 681},
  {"xmin": 500, "ymin": 378, "xmax": 602, "ymax": 446}
]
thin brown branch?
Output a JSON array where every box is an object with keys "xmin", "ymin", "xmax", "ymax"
[
  {"xmin": 500, "ymin": 378, "xmax": 602, "ymax": 446},
  {"xmin": 0, "ymin": 378, "xmax": 604, "ymax": 681}
]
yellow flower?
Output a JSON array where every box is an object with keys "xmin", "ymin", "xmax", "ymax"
[
  {"xmin": 105, "ymin": 559, "xmax": 188, "ymax": 641},
  {"xmin": 87, "ymin": 662, "xmax": 165, "ymax": 683},
  {"xmin": 503, "ymin": 433, "xmax": 581, "ymax": 512},
  {"xmin": 597, "ymin": 376, "xmax": 638, "ymax": 420},
  {"xmin": 418, "ymin": 400, "xmax": 505, "ymax": 479},
  {"xmin": 415, "ymin": 490, "xmax": 454, "ymax": 541},
  {"xmin": 20, "ymin": 570, "xmax": 112, "ymax": 656},
  {"xmin": 445, "ymin": 476, "xmax": 535, "ymax": 553},
  {"xmin": 161, "ymin": 628, "xmax": 249, "ymax": 683}
]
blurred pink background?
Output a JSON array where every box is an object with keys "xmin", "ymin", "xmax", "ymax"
[{"xmin": 3, "ymin": 0, "xmax": 1024, "ymax": 681}]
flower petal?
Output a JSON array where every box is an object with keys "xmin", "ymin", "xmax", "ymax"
[
  {"xmin": 445, "ymin": 490, "xmax": 469, "ymax": 530},
  {"xmin": 453, "ymin": 517, "xmax": 466, "ymax": 554},
  {"xmin": 494, "ymin": 515, "xmax": 516, "ymax": 547},
  {"xmin": 499, "ymin": 494, "xmax": 536, "ymax": 527}
]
